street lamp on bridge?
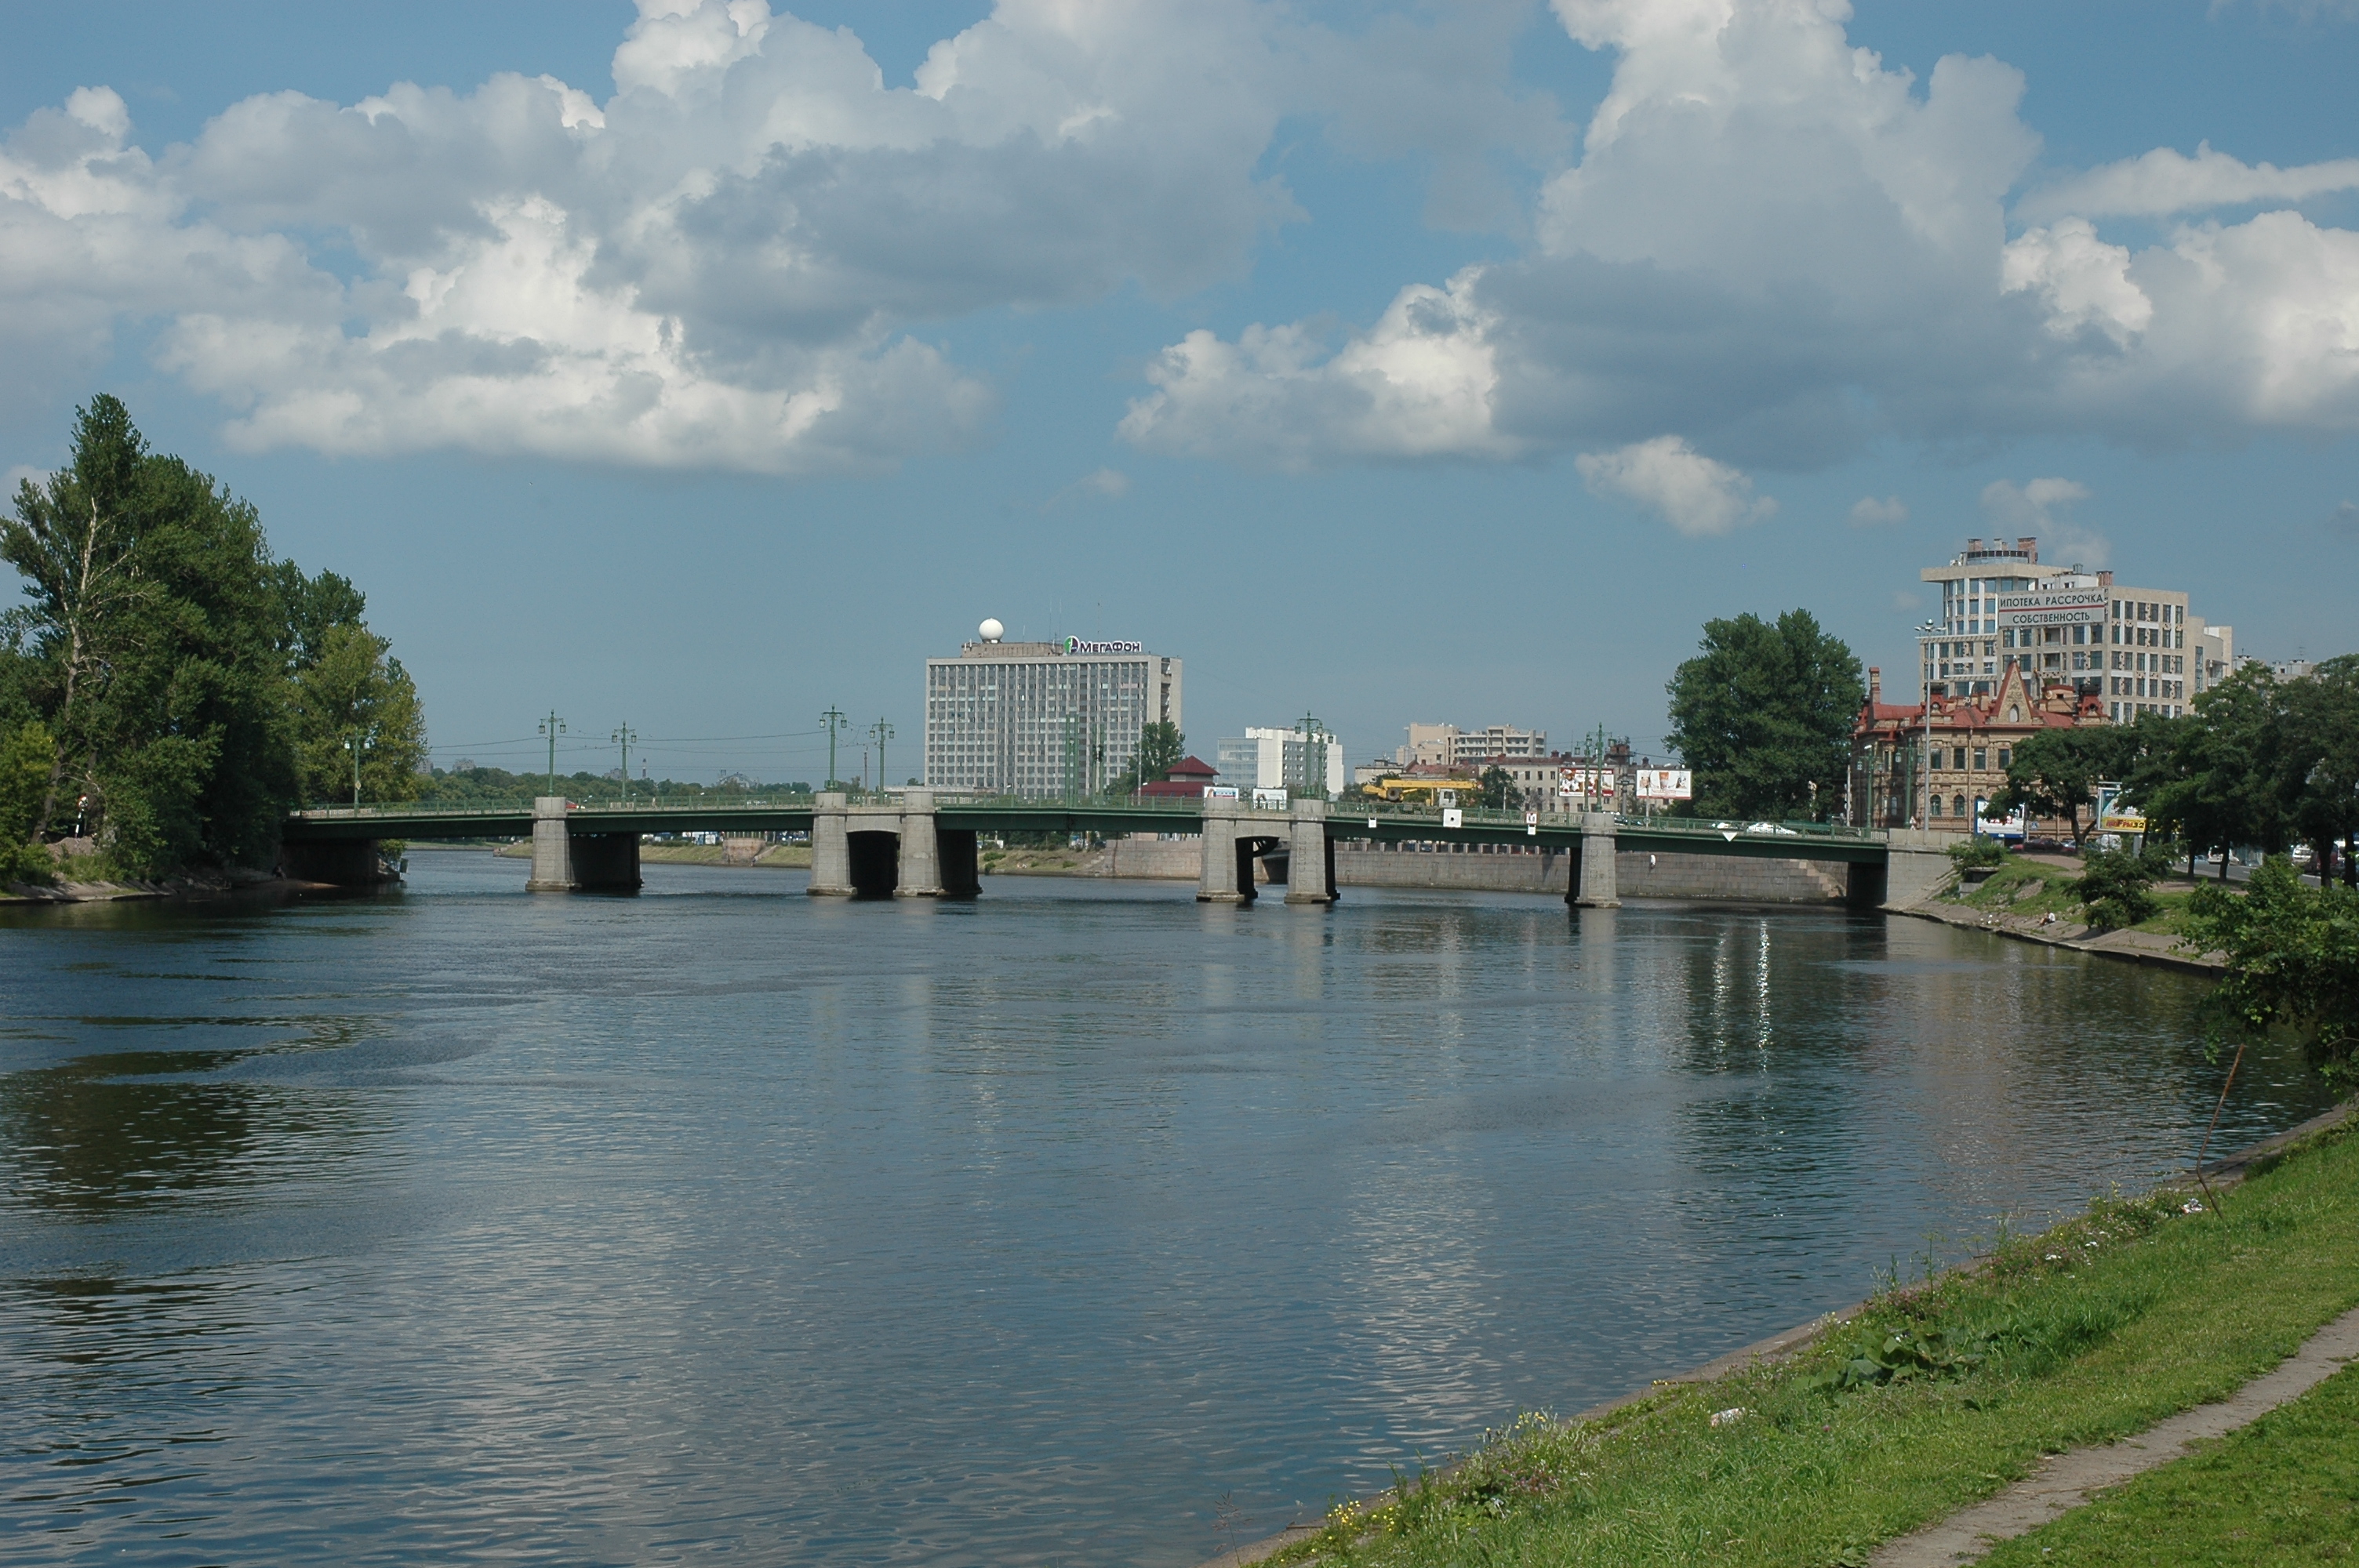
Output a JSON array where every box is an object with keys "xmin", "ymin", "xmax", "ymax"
[{"xmin": 540, "ymin": 710, "xmax": 566, "ymax": 798}]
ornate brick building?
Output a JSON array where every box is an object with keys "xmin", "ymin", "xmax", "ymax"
[{"xmin": 1850, "ymin": 664, "xmax": 2106, "ymax": 833}]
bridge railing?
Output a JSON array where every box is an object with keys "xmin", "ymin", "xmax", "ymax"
[{"xmin": 1616, "ymin": 814, "xmax": 1881, "ymax": 842}]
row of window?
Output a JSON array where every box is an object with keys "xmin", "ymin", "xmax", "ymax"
[{"xmin": 1932, "ymin": 746, "xmax": 2013, "ymax": 773}]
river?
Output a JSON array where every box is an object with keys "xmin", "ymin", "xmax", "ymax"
[{"xmin": 0, "ymin": 854, "xmax": 2331, "ymax": 1566}]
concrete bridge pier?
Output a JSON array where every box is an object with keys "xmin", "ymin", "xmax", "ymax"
[
  {"xmin": 1284, "ymin": 800, "xmax": 1337, "ymax": 905},
  {"xmin": 809, "ymin": 793, "xmax": 853, "ymax": 896},
  {"xmin": 896, "ymin": 789, "xmax": 943, "ymax": 898},
  {"xmin": 1572, "ymin": 811, "xmax": 1620, "ymax": 907},
  {"xmin": 1196, "ymin": 797, "xmax": 1254, "ymax": 903},
  {"xmin": 525, "ymin": 797, "xmax": 641, "ymax": 891},
  {"xmin": 528, "ymin": 797, "xmax": 572, "ymax": 891}
]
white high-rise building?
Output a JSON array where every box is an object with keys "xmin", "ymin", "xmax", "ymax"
[
  {"xmin": 925, "ymin": 622, "xmax": 1181, "ymax": 797},
  {"xmin": 1916, "ymin": 537, "xmax": 2230, "ymax": 723}
]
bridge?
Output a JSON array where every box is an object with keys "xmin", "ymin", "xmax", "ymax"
[{"xmin": 282, "ymin": 792, "xmax": 1961, "ymax": 909}]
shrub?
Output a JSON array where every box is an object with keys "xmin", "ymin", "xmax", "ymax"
[
  {"xmin": 2074, "ymin": 842, "xmax": 2175, "ymax": 930},
  {"xmin": 1948, "ymin": 836, "xmax": 2005, "ymax": 870}
]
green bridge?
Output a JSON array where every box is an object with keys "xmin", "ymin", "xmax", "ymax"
[{"xmin": 282, "ymin": 792, "xmax": 1958, "ymax": 909}]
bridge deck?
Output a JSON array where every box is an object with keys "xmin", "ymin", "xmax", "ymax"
[{"xmin": 283, "ymin": 799, "xmax": 1895, "ymax": 862}]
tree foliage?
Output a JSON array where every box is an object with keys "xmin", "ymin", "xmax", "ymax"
[
  {"xmin": 2124, "ymin": 662, "xmax": 2359, "ymax": 876},
  {"xmin": 2, "ymin": 395, "xmax": 421, "ymax": 879},
  {"xmin": 1990, "ymin": 727, "xmax": 2124, "ymax": 842},
  {"xmin": 1478, "ymin": 765, "xmax": 1517, "ymax": 810},
  {"xmin": 2183, "ymin": 858, "xmax": 2359, "ymax": 1094},
  {"xmin": 1665, "ymin": 609, "xmax": 1863, "ymax": 820},
  {"xmin": 291, "ymin": 623, "xmax": 427, "ymax": 804},
  {"xmin": 1108, "ymin": 720, "xmax": 1185, "ymax": 796}
]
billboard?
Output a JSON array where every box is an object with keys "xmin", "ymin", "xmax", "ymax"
[
  {"xmin": 1557, "ymin": 768, "xmax": 1614, "ymax": 799},
  {"xmin": 1635, "ymin": 768, "xmax": 1692, "ymax": 800},
  {"xmin": 1995, "ymin": 586, "xmax": 2108, "ymax": 630}
]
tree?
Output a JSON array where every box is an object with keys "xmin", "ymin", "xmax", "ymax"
[
  {"xmin": 1107, "ymin": 720, "xmax": 1185, "ymax": 796},
  {"xmin": 2284, "ymin": 657, "xmax": 2359, "ymax": 880},
  {"xmin": 2183, "ymin": 858, "xmax": 2359, "ymax": 1094},
  {"xmin": 2, "ymin": 395, "xmax": 151, "ymax": 837},
  {"xmin": 1665, "ymin": 609, "xmax": 1863, "ymax": 820},
  {"xmin": 0, "ymin": 719, "xmax": 56, "ymax": 883},
  {"xmin": 2131, "ymin": 670, "xmax": 2293, "ymax": 871},
  {"xmin": 1990, "ymin": 727, "xmax": 2114, "ymax": 843},
  {"xmin": 1478, "ymin": 764, "xmax": 1517, "ymax": 810},
  {"xmin": 2, "ymin": 395, "xmax": 418, "ymax": 876},
  {"xmin": 289, "ymin": 623, "xmax": 428, "ymax": 804}
]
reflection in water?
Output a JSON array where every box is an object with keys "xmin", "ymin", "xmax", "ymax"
[{"xmin": 0, "ymin": 858, "xmax": 2334, "ymax": 1567}]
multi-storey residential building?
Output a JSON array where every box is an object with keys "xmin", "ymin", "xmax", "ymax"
[
  {"xmin": 924, "ymin": 623, "xmax": 1181, "ymax": 797},
  {"xmin": 1392, "ymin": 723, "xmax": 1548, "ymax": 768},
  {"xmin": 1216, "ymin": 726, "xmax": 1347, "ymax": 797},
  {"xmin": 1852, "ymin": 665, "xmax": 2106, "ymax": 832},
  {"xmin": 1917, "ymin": 536, "xmax": 2230, "ymax": 723}
]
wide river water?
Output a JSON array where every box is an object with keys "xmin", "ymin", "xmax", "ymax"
[{"xmin": 1, "ymin": 854, "xmax": 2333, "ymax": 1566}]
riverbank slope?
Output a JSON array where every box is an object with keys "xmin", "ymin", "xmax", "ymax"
[{"xmin": 1227, "ymin": 1105, "xmax": 2359, "ymax": 1568}]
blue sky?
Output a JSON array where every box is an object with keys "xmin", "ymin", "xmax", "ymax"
[{"xmin": 5, "ymin": 1, "xmax": 2356, "ymax": 785}]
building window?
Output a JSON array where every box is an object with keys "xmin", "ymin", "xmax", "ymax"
[
  {"xmin": 1973, "ymin": 748, "xmax": 1986, "ymax": 770},
  {"xmin": 1953, "ymin": 794, "xmax": 1967, "ymax": 818},
  {"xmin": 1997, "ymin": 747, "xmax": 2011, "ymax": 768}
]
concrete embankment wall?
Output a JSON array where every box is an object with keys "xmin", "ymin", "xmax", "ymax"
[{"xmin": 1075, "ymin": 837, "xmax": 1848, "ymax": 902}]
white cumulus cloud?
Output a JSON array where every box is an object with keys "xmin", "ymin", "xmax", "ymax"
[
  {"xmin": 2016, "ymin": 142, "xmax": 2359, "ymax": 223},
  {"xmin": 1849, "ymin": 495, "xmax": 1908, "ymax": 526},
  {"xmin": 1124, "ymin": 0, "xmax": 2359, "ymax": 471},
  {"xmin": 1119, "ymin": 267, "xmax": 1519, "ymax": 467},
  {"xmin": 1575, "ymin": 435, "xmax": 1775, "ymax": 536},
  {"xmin": 0, "ymin": 0, "xmax": 1295, "ymax": 470}
]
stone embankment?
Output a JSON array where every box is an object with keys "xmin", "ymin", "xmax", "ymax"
[
  {"xmin": 1899, "ymin": 888, "xmax": 2226, "ymax": 976},
  {"xmin": 1032, "ymin": 835, "xmax": 1850, "ymax": 902}
]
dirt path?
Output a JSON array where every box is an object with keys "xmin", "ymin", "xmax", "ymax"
[{"xmin": 1870, "ymin": 1305, "xmax": 2359, "ymax": 1566}]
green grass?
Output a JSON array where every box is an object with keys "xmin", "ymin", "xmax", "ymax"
[
  {"xmin": 1980, "ymin": 1364, "xmax": 2359, "ymax": 1565},
  {"xmin": 1267, "ymin": 1115, "xmax": 2359, "ymax": 1568},
  {"xmin": 1952, "ymin": 858, "xmax": 2212, "ymax": 937}
]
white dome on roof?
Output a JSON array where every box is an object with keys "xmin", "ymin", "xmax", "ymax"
[{"xmin": 979, "ymin": 618, "xmax": 1004, "ymax": 642}]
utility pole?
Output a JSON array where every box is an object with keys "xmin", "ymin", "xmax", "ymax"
[
  {"xmin": 345, "ymin": 731, "xmax": 369, "ymax": 805},
  {"xmin": 612, "ymin": 721, "xmax": 637, "ymax": 803},
  {"xmin": 820, "ymin": 706, "xmax": 848, "ymax": 790},
  {"xmin": 870, "ymin": 717, "xmax": 895, "ymax": 794},
  {"xmin": 540, "ymin": 710, "xmax": 566, "ymax": 798}
]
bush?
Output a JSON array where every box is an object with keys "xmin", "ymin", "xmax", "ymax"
[
  {"xmin": 2183, "ymin": 857, "xmax": 2359, "ymax": 1093},
  {"xmin": 2074, "ymin": 842, "xmax": 2176, "ymax": 930},
  {"xmin": 1949, "ymin": 836, "xmax": 2005, "ymax": 870}
]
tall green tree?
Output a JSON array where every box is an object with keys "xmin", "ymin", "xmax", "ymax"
[
  {"xmin": 1478, "ymin": 764, "xmax": 1518, "ymax": 810},
  {"xmin": 2, "ymin": 395, "xmax": 414, "ymax": 876},
  {"xmin": 0, "ymin": 718, "xmax": 56, "ymax": 883},
  {"xmin": 1992, "ymin": 724, "xmax": 2142, "ymax": 843},
  {"xmin": 2131, "ymin": 670, "xmax": 2294, "ymax": 868},
  {"xmin": 2284, "ymin": 656, "xmax": 2359, "ymax": 879},
  {"xmin": 1665, "ymin": 609, "xmax": 1863, "ymax": 820},
  {"xmin": 290, "ymin": 623, "xmax": 428, "ymax": 804}
]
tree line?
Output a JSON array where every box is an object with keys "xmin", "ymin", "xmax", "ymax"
[
  {"xmin": 1, "ymin": 397, "xmax": 425, "ymax": 882},
  {"xmin": 1995, "ymin": 659, "xmax": 2359, "ymax": 876}
]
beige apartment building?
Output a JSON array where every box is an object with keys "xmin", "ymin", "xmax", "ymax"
[{"xmin": 1917, "ymin": 536, "xmax": 2233, "ymax": 724}]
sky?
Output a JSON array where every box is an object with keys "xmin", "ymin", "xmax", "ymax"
[{"xmin": 4, "ymin": 0, "xmax": 2357, "ymax": 786}]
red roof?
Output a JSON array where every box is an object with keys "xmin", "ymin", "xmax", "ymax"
[{"xmin": 1165, "ymin": 755, "xmax": 1218, "ymax": 779}]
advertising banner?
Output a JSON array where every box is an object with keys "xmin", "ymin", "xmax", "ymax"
[
  {"xmin": 1558, "ymin": 768, "xmax": 1615, "ymax": 798},
  {"xmin": 1995, "ymin": 586, "xmax": 2108, "ymax": 630},
  {"xmin": 1635, "ymin": 768, "xmax": 1692, "ymax": 800}
]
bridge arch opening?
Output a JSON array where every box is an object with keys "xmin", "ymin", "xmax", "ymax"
[{"xmin": 846, "ymin": 831, "xmax": 900, "ymax": 897}]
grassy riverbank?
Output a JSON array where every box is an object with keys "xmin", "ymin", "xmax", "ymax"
[
  {"xmin": 1267, "ymin": 1111, "xmax": 2359, "ymax": 1567},
  {"xmin": 1948, "ymin": 857, "xmax": 2201, "ymax": 938}
]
